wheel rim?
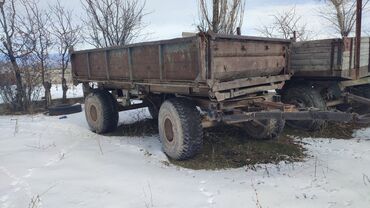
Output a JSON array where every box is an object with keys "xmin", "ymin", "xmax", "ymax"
[
  {"xmin": 164, "ymin": 118, "xmax": 174, "ymax": 142},
  {"xmin": 90, "ymin": 105, "xmax": 98, "ymax": 122}
]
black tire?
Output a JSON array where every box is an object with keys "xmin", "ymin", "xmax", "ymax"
[
  {"xmin": 356, "ymin": 85, "xmax": 370, "ymax": 99},
  {"xmin": 158, "ymin": 98, "xmax": 203, "ymax": 160},
  {"xmin": 282, "ymin": 85, "xmax": 327, "ymax": 131},
  {"xmin": 243, "ymin": 119, "xmax": 285, "ymax": 140},
  {"xmin": 85, "ymin": 90, "xmax": 119, "ymax": 134},
  {"xmin": 48, "ymin": 104, "xmax": 82, "ymax": 116},
  {"xmin": 351, "ymin": 85, "xmax": 370, "ymax": 114}
]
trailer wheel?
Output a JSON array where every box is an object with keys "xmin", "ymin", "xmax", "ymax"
[
  {"xmin": 243, "ymin": 119, "xmax": 285, "ymax": 140},
  {"xmin": 158, "ymin": 98, "xmax": 203, "ymax": 160},
  {"xmin": 282, "ymin": 85, "xmax": 326, "ymax": 131},
  {"xmin": 85, "ymin": 90, "xmax": 119, "ymax": 134},
  {"xmin": 356, "ymin": 85, "xmax": 370, "ymax": 99}
]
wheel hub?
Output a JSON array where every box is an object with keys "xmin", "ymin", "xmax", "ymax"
[
  {"xmin": 90, "ymin": 105, "xmax": 98, "ymax": 122},
  {"xmin": 164, "ymin": 118, "xmax": 174, "ymax": 142}
]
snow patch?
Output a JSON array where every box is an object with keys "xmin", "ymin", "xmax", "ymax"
[{"xmin": 1, "ymin": 113, "xmax": 370, "ymax": 207}]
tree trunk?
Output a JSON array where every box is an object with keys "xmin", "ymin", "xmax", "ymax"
[
  {"xmin": 44, "ymin": 81, "xmax": 52, "ymax": 107},
  {"xmin": 41, "ymin": 62, "xmax": 48, "ymax": 107},
  {"xmin": 212, "ymin": 0, "xmax": 220, "ymax": 33},
  {"xmin": 62, "ymin": 78, "xmax": 68, "ymax": 102},
  {"xmin": 10, "ymin": 59, "xmax": 25, "ymax": 111},
  {"xmin": 333, "ymin": 2, "xmax": 346, "ymax": 37}
]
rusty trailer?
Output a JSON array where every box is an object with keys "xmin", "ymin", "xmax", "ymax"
[
  {"xmin": 290, "ymin": 37, "xmax": 370, "ymax": 79},
  {"xmin": 71, "ymin": 32, "xmax": 291, "ymax": 102},
  {"xmin": 281, "ymin": 37, "xmax": 370, "ymax": 131},
  {"xmin": 71, "ymin": 33, "xmax": 367, "ymax": 160}
]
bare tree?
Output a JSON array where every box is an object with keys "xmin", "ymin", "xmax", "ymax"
[
  {"xmin": 21, "ymin": 0, "xmax": 53, "ymax": 107},
  {"xmin": 198, "ymin": 0, "xmax": 246, "ymax": 34},
  {"xmin": 18, "ymin": 55, "xmax": 43, "ymax": 110},
  {"xmin": 257, "ymin": 7, "xmax": 311, "ymax": 41},
  {"xmin": 0, "ymin": 0, "xmax": 37, "ymax": 111},
  {"xmin": 0, "ymin": 55, "xmax": 42, "ymax": 112},
  {"xmin": 0, "ymin": 62, "xmax": 17, "ymax": 109},
  {"xmin": 319, "ymin": 0, "xmax": 369, "ymax": 37},
  {"xmin": 50, "ymin": 0, "xmax": 81, "ymax": 101},
  {"xmin": 81, "ymin": 0, "xmax": 147, "ymax": 48}
]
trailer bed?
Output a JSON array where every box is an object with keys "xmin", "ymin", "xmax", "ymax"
[{"xmin": 71, "ymin": 33, "xmax": 291, "ymax": 101}]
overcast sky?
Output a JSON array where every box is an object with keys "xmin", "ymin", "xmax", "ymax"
[{"xmin": 37, "ymin": 0, "xmax": 369, "ymax": 48}]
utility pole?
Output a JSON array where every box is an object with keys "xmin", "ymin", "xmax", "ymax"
[{"xmin": 355, "ymin": 0, "xmax": 363, "ymax": 78}]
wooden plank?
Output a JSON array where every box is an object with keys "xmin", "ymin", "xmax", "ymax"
[
  {"xmin": 214, "ymin": 52, "xmax": 284, "ymax": 58},
  {"xmin": 108, "ymin": 49, "xmax": 129, "ymax": 80},
  {"xmin": 291, "ymin": 65, "xmax": 335, "ymax": 71},
  {"xmin": 293, "ymin": 69, "xmax": 346, "ymax": 78},
  {"xmin": 212, "ymin": 40, "xmax": 286, "ymax": 57},
  {"xmin": 291, "ymin": 38, "xmax": 344, "ymax": 76},
  {"xmin": 291, "ymin": 59, "xmax": 331, "ymax": 66},
  {"xmin": 340, "ymin": 77, "xmax": 370, "ymax": 88},
  {"xmin": 330, "ymin": 42, "xmax": 335, "ymax": 72},
  {"xmin": 213, "ymin": 56, "xmax": 286, "ymax": 80},
  {"xmin": 72, "ymin": 53, "xmax": 89, "ymax": 77},
  {"xmin": 293, "ymin": 39, "xmax": 339, "ymax": 46},
  {"xmin": 215, "ymin": 83, "xmax": 284, "ymax": 101},
  {"xmin": 212, "ymin": 74, "xmax": 290, "ymax": 92},
  {"xmin": 291, "ymin": 53, "xmax": 331, "ymax": 60},
  {"xmin": 292, "ymin": 47, "xmax": 333, "ymax": 54},
  {"xmin": 131, "ymin": 45, "xmax": 161, "ymax": 80}
]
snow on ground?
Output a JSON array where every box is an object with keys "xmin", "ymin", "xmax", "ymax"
[{"xmin": 0, "ymin": 109, "xmax": 370, "ymax": 208}]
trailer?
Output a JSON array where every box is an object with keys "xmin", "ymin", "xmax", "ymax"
[
  {"xmin": 281, "ymin": 37, "xmax": 370, "ymax": 131},
  {"xmin": 71, "ymin": 33, "xmax": 366, "ymax": 160}
]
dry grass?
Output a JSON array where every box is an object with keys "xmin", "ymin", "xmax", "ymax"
[
  {"xmin": 171, "ymin": 125, "xmax": 306, "ymax": 170},
  {"xmin": 107, "ymin": 116, "xmax": 370, "ymax": 170},
  {"xmin": 107, "ymin": 119, "xmax": 158, "ymax": 137},
  {"xmin": 108, "ymin": 119, "xmax": 307, "ymax": 170},
  {"xmin": 285, "ymin": 122, "xmax": 369, "ymax": 140}
]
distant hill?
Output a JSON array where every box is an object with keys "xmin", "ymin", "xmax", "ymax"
[{"xmin": 0, "ymin": 53, "xmax": 70, "ymax": 70}]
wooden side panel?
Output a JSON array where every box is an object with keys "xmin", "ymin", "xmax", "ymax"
[
  {"xmin": 72, "ymin": 53, "xmax": 88, "ymax": 77},
  {"xmin": 291, "ymin": 37, "xmax": 370, "ymax": 79},
  {"xmin": 162, "ymin": 41, "xmax": 200, "ymax": 81},
  {"xmin": 131, "ymin": 45, "xmax": 160, "ymax": 80},
  {"xmin": 71, "ymin": 36, "xmax": 202, "ymax": 83},
  {"xmin": 109, "ymin": 49, "xmax": 130, "ymax": 80},
  {"xmin": 342, "ymin": 37, "xmax": 370, "ymax": 78},
  {"xmin": 291, "ymin": 39, "xmax": 341, "ymax": 76},
  {"xmin": 211, "ymin": 39, "xmax": 289, "ymax": 81},
  {"xmin": 89, "ymin": 51, "xmax": 108, "ymax": 79}
]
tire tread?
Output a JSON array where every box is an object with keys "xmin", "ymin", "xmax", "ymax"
[
  {"xmin": 85, "ymin": 90, "xmax": 118, "ymax": 134},
  {"xmin": 282, "ymin": 85, "xmax": 326, "ymax": 131},
  {"xmin": 160, "ymin": 98, "xmax": 203, "ymax": 160}
]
